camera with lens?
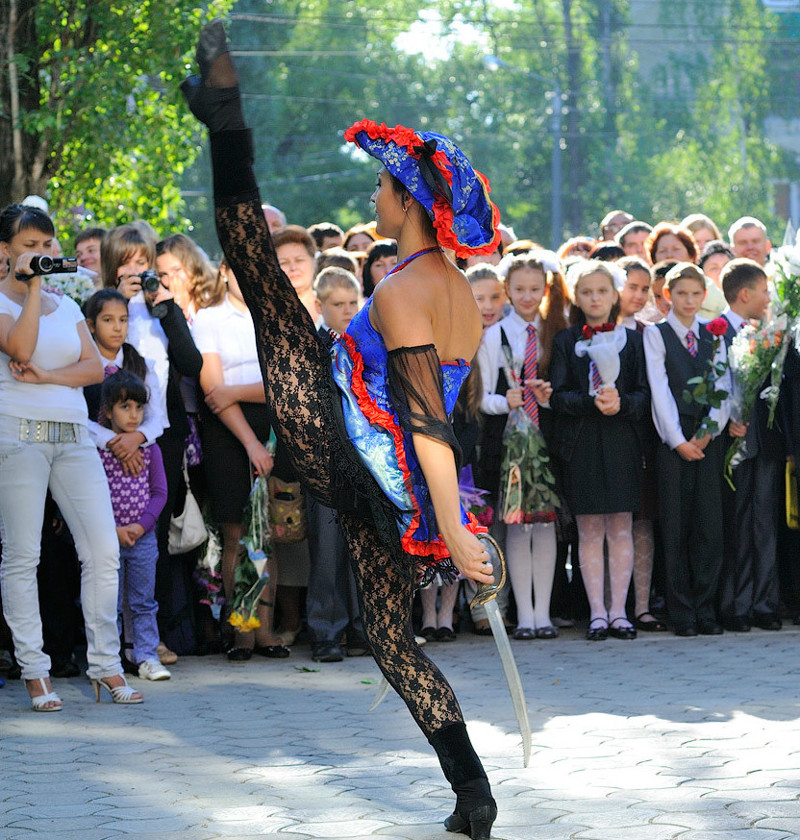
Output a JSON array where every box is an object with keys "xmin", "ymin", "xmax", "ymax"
[
  {"xmin": 139, "ymin": 270, "xmax": 161, "ymax": 294},
  {"xmin": 28, "ymin": 255, "xmax": 78, "ymax": 276}
]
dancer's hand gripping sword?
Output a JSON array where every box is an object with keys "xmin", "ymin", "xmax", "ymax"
[{"xmin": 370, "ymin": 533, "xmax": 532, "ymax": 767}]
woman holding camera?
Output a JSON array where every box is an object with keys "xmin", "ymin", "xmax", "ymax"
[
  {"xmin": 102, "ymin": 223, "xmax": 203, "ymax": 658},
  {"xmin": 0, "ymin": 203, "xmax": 142, "ymax": 709}
]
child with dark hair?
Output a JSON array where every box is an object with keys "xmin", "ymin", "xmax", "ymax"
[
  {"xmin": 99, "ymin": 371, "xmax": 169, "ymax": 680},
  {"xmin": 719, "ymin": 259, "xmax": 782, "ymax": 631},
  {"xmin": 84, "ymin": 288, "xmax": 166, "ymax": 464}
]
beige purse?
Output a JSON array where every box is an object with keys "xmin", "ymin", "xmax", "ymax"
[{"xmin": 267, "ymin": 476, "xmax": 307, "ymax": 544}]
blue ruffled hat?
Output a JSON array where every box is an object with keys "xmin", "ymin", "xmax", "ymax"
[{"xmin": 344, "ymin": 120, "xmax": 501, "ymax": 258}]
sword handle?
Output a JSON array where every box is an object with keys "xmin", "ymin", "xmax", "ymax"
[{"xmin": 470, "ymin": 532, "xmax": 507, "ymax": 608}]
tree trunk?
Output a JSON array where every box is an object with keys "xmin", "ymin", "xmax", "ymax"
[
  {"xmin": 0, "ymin": 0, "xmax": 46, "ymax": 207},
  {"xmin": 561, "ymin": 0, "xmax": 583, "ymax": 235}
]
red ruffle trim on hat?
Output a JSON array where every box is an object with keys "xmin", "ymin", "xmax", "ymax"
[
  {"xmin": 344, "ymin": 119, "xmax": 502, "ymax": 259},
  {"xmin": 339, "ymin": 331, "xmax": 485, "ymax": 561}
]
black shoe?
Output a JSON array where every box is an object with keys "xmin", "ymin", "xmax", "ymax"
[
  {"xmin": 444, "ymin": 800, "xmax": 498, "ymax": 840},
  {"xmin": 345, "ymin": 630, "xmax": 370, "ymax": 657},
  {"xmin": 752, "ymin": 614, "xmax": 782, "ymax": 631},
  {"xmin": 428, "ymin": 723, "xmax": 497, "ymax": 840},
  {"xmin": 585, "ymin": 618, "xmax": 608, "ymax": 641},
  {"xmin": 254, "ymin": 644, "xmax": 291, "ymax": 659},
  {"xmin": 722, "ymin": 617, "xmax": 751, "ymax": 632},
  {"xmin": 535, "ymin": 625, "xmax": 559, "ymax": 639},
  {"xmin": 634, "ymin": 612, "xmax": 668, "ymax": 632},
  {"xmin": 608, "ymin": 617, "xmax": 637, "ymax": 640},
  {"xmin": 698, "ymin": 621, "xmax": 724, "ymax": 636},
  {"xmin": 513, "ymin": 627, "xmax": 535, "ymax": 640},
  {"xmin": 226, "ymin": 647, "xmax": 253, "ymax": 661},
  {"xmin": 50, "ymin": 659, "xmax": 81, "ymax": 678},
  {"xmin": 420, "ymin": 626, "xmax": 438, "ymax": 642},
  {"xmin": 436, "ymin": 627, "xmax": 457, "ymax": 642},
  {"xmin": 311, "ymin": 642, "xmax": 344, "ymax": 663},
  {"xmin": 181, "ymin": 21, "xmax": 245, "ymax": 133},
  {"xmin": 674, "ymin": 624, "xmax": 698, "ymax": 637}
]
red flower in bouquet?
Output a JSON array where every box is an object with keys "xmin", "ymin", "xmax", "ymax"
[
  {"xmin": 707, "ymin": 317, "xmax": 729, "ymax": 338},
  {"xmin": 582, "ymin": 322, "xmax": 616, "ymax": 340}
]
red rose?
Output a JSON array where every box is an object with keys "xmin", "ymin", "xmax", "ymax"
[
  {"xmin": 707, "ymin": 317, "xmax": 728, "ymax": 338},
  {"xmin": 582, "ymin": 325, "xmax": 594, "ymax": 340}
]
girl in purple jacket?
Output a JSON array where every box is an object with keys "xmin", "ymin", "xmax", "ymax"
[{"xmin": 99, "ymin": 371, "xmax": 169, "ymax": 684}]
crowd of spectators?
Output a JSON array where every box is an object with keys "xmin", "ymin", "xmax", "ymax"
[{"xmin": 0, "ymin": 193, "xmax": 798, "ymax": 705}]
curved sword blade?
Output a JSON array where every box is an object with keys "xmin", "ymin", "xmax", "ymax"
[{"xmin": 473, "ymin": 532, "xmax": 532, "ymax": 767}]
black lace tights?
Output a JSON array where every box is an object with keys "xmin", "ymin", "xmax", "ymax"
[{"xmin": 215, "ymin": 198, "xmax": 463, "ymax": 738}]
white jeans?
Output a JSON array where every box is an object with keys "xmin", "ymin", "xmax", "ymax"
[{"xmin": 0, "ymin": 415, "xmax": 122, "ymax": 680}]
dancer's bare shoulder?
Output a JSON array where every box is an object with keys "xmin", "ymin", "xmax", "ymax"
[{"xmin": 371, "ymin": 257, "xmax": 481, "ymax": 360}]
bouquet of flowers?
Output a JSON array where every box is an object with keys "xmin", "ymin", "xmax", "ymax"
[
  {"xmin": 763, "ymin": 245, "xmax": 800, "ymax": 427},
  {"xmin": 499, "ymin": 408, "xmax": 559, "ymax": 524},
  {"xmin": 228, "ymin": 475, "xmax": 271, "ymax": 631},
  {"xmin": 496, "ymin": 341, "xmax": 559, "ymax": 526},
  {"xmin": 42, "ymin": 268, "xmax": 97, "ymax": 306},
  {"xmin": 458, "ymin": 464, "xmax": 493, "ymax": 528},
  {"xmin": 574, "ymin": 323, "xmax": 627, "ymax": 394},
  {"xmin": 724, "ymin": 318, "xmax": 788, "ymax": 485},
  {"xmin": 681, "ymin": 316, "xmax": 730, "ymax": 439}
]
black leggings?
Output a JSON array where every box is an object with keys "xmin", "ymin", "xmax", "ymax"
[{"xmin": 212, "ymin": 136, "xmax": 463, "ymax": 738}]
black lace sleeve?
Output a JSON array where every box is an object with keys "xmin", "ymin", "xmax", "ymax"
[{"xmin": 387, "ymin": 344, "xmax": 463, "ymax": 473}]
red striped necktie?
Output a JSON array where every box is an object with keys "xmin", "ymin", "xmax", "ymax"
[
  {"xmin": 523, "ymin": 324, "xmax": 539, "ymax": 427},
  {"xmin": 104, "ymin": 363, "xmax": 120, "ymax": 378},
  {"xmin": 686, "ymin": 330, "xmax": 698, "ymax": 358},
  {"xmin": 589, "ymin": 360, "xmax": 603, "ymax": 393}
]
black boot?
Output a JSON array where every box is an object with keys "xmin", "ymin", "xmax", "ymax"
[
  {"xmin": 429, "ymin": 722, "xmax": 497, "ymax": 839},
  {"xmin": 180, "ymin": 19, "xmax": 246, "ymax": 133}
]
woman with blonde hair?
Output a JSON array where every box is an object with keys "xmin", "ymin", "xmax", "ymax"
[{"xmin": 156, "ymin": 233, "xmax": 216, "ymax": 321}]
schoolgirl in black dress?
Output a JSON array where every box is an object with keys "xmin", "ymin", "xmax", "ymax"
[{"xmin": 550, "ymin": 260, "xmax": 650, "ymax": 641}]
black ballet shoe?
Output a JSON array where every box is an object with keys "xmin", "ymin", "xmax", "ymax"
[
  {"xmin": 196, "ymin": 19, "xmax": 232, "ymax": 85},
  {"xmin": 181, "ymin": 20, "xmax": 245, "ymax": 133}
]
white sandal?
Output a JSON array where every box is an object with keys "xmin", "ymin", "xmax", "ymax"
[
  {"xmin": 92, "ymin": 676, "xmax": 144, "ymax": 704},
  {"xmin": 27, "ymin": 677, "xmax": 62, "ymax": 712}
]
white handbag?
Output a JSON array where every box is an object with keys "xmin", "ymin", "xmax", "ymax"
[{"xmin": 168, "ymin": 460, "xmax": 208, "ymax": 555}]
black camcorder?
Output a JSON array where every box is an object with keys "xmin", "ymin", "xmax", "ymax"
[{"xmin": 18, "ymin": 255, "xmax": 78, "ymax": 280}]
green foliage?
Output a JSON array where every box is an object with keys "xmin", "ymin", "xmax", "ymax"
[
  {"xmin": 681, "ymin": 337, "xmax": 729, "ymax": 439},
  {"xmin": 1, "ymin": 0, "xmax": 235, "ymax": 240},
  {"xmin": 4, "ymin": 0, "xmax": 795, "ymax": 252}
]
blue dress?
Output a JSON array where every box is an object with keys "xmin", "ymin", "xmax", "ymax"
[{"xmin": 330, "ymin": 299, "xmax": 484, "ymax": 585}]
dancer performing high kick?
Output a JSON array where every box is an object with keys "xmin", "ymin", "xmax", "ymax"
[{"xmin": 182, "ymin": 20, "xmax": 503, "ymax": 839}]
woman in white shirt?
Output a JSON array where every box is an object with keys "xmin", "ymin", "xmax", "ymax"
[
  {"xmin": 191, "ymin": 260, "xmax": 287, "ymax": 660},
  {"xmin": 0, "ymin": 204, "xmax": 142, "ymax": 710}
]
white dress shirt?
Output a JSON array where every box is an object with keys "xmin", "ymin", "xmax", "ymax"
[
  {"xmin": 643, "ymin": 310, "xmax": 731, "ymax": 449},
  {"xmin": 87, "ymin": 349, "xmax": 166, "ymax": 448},
  {"xmin": 478, "ymin": 310, "xmax": 544, "ymax": 415}
]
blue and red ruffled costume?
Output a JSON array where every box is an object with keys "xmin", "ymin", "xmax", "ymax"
[{"xmin": 330, "ymin": 300, "xmax": 485, "ymax": 586}]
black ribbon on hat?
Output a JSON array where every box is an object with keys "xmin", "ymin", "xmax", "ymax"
[{"xmin": 413, "ymin": 138, "xmax": 453, "ymax": 206}]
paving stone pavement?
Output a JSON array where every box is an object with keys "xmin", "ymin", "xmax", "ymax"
[{"xmin": 2, "ymin": 626, "xmax": 800, "ymax": 840}]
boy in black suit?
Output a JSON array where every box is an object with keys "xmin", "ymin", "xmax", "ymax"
[
  {"xmin": 306, "ymin": 268, "xmax": 367, "ymax": 661},
  {"xmin": 720, "ymin": 259, "xmax": 783, "ymax": 631},
  {"xmin": 643, "ymin": 263, "xmax": 731, "ymax": 636}
]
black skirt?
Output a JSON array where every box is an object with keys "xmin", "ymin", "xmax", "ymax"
[{"xmin": 201, "ymin": 401, "xmax": 272, "ymax": 523}]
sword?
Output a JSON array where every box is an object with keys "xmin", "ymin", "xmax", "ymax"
[
  {"xmin": 471, "ymin": 532, "xmax": 532, "ymax": 768},
  {"xmin": 368, "ymin": 533, "xmax": 532, "ymax": 767}
]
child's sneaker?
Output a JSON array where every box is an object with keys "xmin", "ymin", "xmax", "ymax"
[{"xmin": 138, "ymin": 659, "xmax": 171, "ymax": 681}]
